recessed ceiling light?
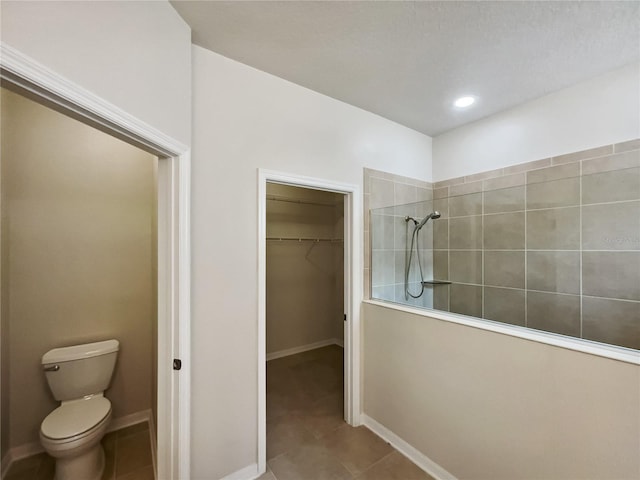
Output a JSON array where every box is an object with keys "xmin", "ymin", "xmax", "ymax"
[{"xmin": 454, "ymin": 96, "xmax": 476, "ymax": 108}]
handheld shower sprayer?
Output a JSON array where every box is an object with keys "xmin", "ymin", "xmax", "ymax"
[{"xmin": 404, "ymin": 211, "xmax": 441, "ymax": 300}]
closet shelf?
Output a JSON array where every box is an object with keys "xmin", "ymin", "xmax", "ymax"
[
  {"xmin": 266, "ymin": 237, "xmax": 343, "ymax": 243},
  {"xmin": 266, "ymin": 195, "xmax": 339, "ymax": 207}
]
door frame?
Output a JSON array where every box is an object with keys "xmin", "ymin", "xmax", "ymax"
[
  {"xmin": 257, "ymin": 169, "xmax": 362, "ymax": 474},
  {"xmin": 0, "ymin": 43, "xmax": 191, "ymax": 480}
]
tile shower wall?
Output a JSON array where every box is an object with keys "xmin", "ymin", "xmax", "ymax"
[
  {"xmin": 363, "ymin": 168, "xmax": 433, "ymax": 307},
  {"xmin": 429, "ymin": 139, "xmax": 640, "ymax": 350}
]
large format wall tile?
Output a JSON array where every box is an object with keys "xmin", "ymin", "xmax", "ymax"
[
  {"xmin": 393, "ymin": 183, "xmax": 417, "ymax": 207},
  {"xmin": 393, "ymin": 216, "xmax": 409, "ymax": 250},
  {"xmin": 433, "ymin": 198, "xmax": 449, "ymax": 219},
  {"xmin": 582, "ymin": 201, "xmax": 640, "ymax": 251},
  {"xmin": 433, "ymin": 219, "xmax": 449, "ymax": 249},
  {"xmin": 527, "ymin": 291, "xmax": 581, "ymax": 337},
  {"xmin": 526, "ymin": 207, "xmax": 580, "ymax": 250},
  {"xmin": 526, "ymin": 177, "xmax": 580, "ymax": 209},
  {"xmin": 433, "ymin": 285, "xmax": 449, "ymax": 311},
  {"xmin": 483, "ymin": 212, "xmax": 525, "ymax": 249},
  {"xmin": 527, "ymin": 251, "xmax": 580, "ymax": 294},
  {"xmin": 371, "ymin": 214, "xmax": 395, "ymax": 250},
  {"xmin": 449, "ymin": 216, "xmax": 482, "ymax": 249},
  {"xmin": 370, "ymin": 177, "xmax": 395, "ymax": 209},
  {"xmin": 433, "ymin": 250, "xmax": 449, "ymax": 280},
  {"xmin": 582, "ymin": 297, "xmax": 640, "ymax": 350},
  {"xmin": 371, "ymin": 250, "xmax": 394, "ymax": 287},
  {"xmin": 526, "ymin": 162, "xmax": 580, "ymax": 184},
  {"xmin": 449, "ymin": 250, "xmax": 483, "ymax": 284},
  {"xmin": 484, "ymin": 251, "xmax": 525, "ymax": 288},
  {"xmin": 450, "ymin": 283, "xmax": 482, "ymax": 317},
  {"xmin": 583, "ymin": 252, "xmax": 640, "ymax": 301},
  {"xmin": 484, "ymin": 287, "xmax": 525, "ymax": 326},
  {"xmin": 483, "ymin": 186, "xmax": 525, "ymax": 214},
  {"xmin": 582, "ymin": 167, "xmax": 640, "ymax": 204},
  {"xmin": 449, "ymin": 192, "xmax": 482, "ymax": 217},
  {"xmin": 582, "ymin": 150, "xmax": 640, "ymax": 175}
]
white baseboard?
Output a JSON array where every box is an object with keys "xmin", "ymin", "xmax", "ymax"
[
  {"xmin": 107, "ymin": 409, "xmax": 152, "ymax": 433},
  {"xmin": 2, "ymin": 409, "xmax": 153, "ymax": 475},
  {"xmin": 220, "ymin": 462, "xmax": 260, "ymax": 480},
  {"xmin": 6, "ymin": 441, "xmax": 44, "ymax": 464},
  {"xmin": 361, "ymin": 414, "xmax": 457, "ymax": 480},
  {"xmin": 266, "ymin": 338, "xmax": 343, "ymax": 361}
]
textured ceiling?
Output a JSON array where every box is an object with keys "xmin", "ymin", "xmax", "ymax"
[{"xmin": 171, "ymin": 1, "xmax": 640, "ymax": 137}]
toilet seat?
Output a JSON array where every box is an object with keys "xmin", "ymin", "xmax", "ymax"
[{"xmin": 41, "ymin": 396, "xmax": 111, "ymax": 442}]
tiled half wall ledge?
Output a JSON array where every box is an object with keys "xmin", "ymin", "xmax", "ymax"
[{"xmin": 364, "ymin": 138, "xmax": 640, "ymax": 352}]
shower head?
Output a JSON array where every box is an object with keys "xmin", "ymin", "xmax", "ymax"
[{"xmin": 416, "ymin": 211, "xmax": 441, "ymax": 229}]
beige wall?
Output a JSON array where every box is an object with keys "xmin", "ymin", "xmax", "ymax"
[
  {"xmin": 363, "ymin": 302, "xmax": 640, "ymax": 479},
  {"xmin": 1, "ymin": 108, "xmax": 9, "ymax": 459},
  {"xmin": 266, "ymin": 184, "xmax": 343, "ymax": 354},
  {"xmin": 1, "ymin": 88, "xmax": 157, "ymax": 449}
]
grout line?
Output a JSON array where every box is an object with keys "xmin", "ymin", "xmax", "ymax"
[
  {"xmin": 481, "ymin": 189, "xmax": 485, "ymax": 319},
  {"xmin": 524, "ymin": 177, "xmax": 528, "ymax": 327},
  {"xmin": 354, "ymin": 449, "xmax": 397, "ymax": 479},
  {"xmin": 579, "ymin": 160, "xmax": 583, "ymax": 338}
]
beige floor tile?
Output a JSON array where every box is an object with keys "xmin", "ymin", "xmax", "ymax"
[
  {"xmin": 5, "ymin": 453, "xmax": 46, "ymax": 475},
  {"xmin": 34, "ymin": 454, "xmax": 55, "ymax": 480},
  {"xmin": 297, "ymin": 392, "xmax": 346, "ymax": 438},
  {"xmin": 116, "ymin": 422, "xmax": 150, "ymax": 439},
  {"xmin": 117, "ymin": 465, "xmax": 155, "ymax": 480},
  {"xmin": 291, "ymin": 359, "xmax": 343, "ymax": 398},
  {"xmin": 116, "ymin": 430, "xmax": 153, "ymax": 477},
  {"xmin": 355, "ymin": 451, "xmax": 435, "ymax": 480},
  {"xmin": 268, "ymin": 440, "xmax": 353, "ymax": 480},
  {"xmin": 266, "ymin": 414, "xmax": 316, "ymax": 459},
  {"xmin": 256, "ymin": 466, "xmax": 277, "ymax": 480},
  {"xmin": 4, "ymin": 426, "xmax": 153, "ymax": 480},
  {"xmin": 4, "ymin": 469, "xmax": 37, "ymax": 480},
  {"xmin": 321, "ymin": 425, "xmax": 394, "ymax": 476},
  {"xmin": 102, "ymin": 431, "xmax": 118, "ymax": 480}
]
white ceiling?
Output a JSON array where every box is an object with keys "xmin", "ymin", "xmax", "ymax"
[{"xmin": 171, "ymin": 1, "xmax": 640, "ymax": 137}]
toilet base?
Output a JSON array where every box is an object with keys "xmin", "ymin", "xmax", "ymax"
[{"xmin": 54, "ymin": 443, "xmax": 104, "ymax": 480}]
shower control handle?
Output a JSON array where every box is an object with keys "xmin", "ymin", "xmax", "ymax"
[{"xmin": 43, "ymin": 365, "xmax": 60, "ymax": 372}]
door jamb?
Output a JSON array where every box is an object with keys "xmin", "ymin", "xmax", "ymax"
[
  {"xmin": 0, "ymin": 43, "xmax": 191, "ymax": 480},
  {"xmin": 257, "ymin": 169, "xmax": 362, "ymax": 475}
]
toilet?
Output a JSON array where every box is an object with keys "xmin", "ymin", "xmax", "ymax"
[{"xmin": 40, "ymin": 339, "xmax": 119, "ymax": 480}]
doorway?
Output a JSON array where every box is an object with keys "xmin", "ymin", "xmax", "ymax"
[
  {"xmin": 258, "ymin": 170, "xmax": 361, "ymax": 475},
  {"xmin": 265, "ymin": 183, "xmax": 346, "ymax": 461},
  {"xmin": 0, "ymin": 48, "xmax": 190, "ymax": 480},
  {"xmin": 1, "ymin": 86, "xmax": 158, "ymax": 478}
]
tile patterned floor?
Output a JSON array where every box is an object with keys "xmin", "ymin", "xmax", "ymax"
[
  {"xmin": 262, "ymin": 345, "xmax": 434, "ymax": 480},
  {"xmin": 4, "ymin": 421, "xmax": 155, "ymax": 480}
]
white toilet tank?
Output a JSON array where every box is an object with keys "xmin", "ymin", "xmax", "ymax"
[{"xmin": 42, "ymin": 340, "xmax": 119, "ymax": 402}]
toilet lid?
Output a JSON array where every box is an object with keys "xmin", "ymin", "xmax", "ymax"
[{"xmin": 41, "ymin": 397, "xmax": 111, "ymax": 440}]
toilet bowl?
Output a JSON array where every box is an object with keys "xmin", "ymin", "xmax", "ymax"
[
  {"xmin": 40, "ymin": 395, "xmax": 112, "ymax": 480},
  {"xmin": 40, "ymin": 340, "xmax": 119, "ymax": 480}
]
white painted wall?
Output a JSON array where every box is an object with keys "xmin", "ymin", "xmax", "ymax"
[
  {"xmin": 363, "ymin": 303, "xmax": 640, "ymax": 479},
  {"xmin": 191, "ymin": 45, "xmax": 432, "ymax": 479},
  {"xmin": 433, "ymin": 62, "xmax": 640, "ymax": 181},
  {"xmin": 0, "ymin": 0, "xmax": 191, "ymax": 146}
]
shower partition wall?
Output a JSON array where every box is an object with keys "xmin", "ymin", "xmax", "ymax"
[{"xmin": 370, "ymin": 157, "xmax": 640, "ymax": 351}]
